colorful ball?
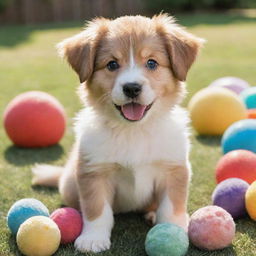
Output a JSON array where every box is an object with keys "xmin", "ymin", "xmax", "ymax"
[
  {"xmin": 50, "ymin": 207, "xmax": 83, "ymax": 244},
  {"xmin": 7, "ymin": 198, "xmax": 49, "ymax": 235},
  {"xmin": 188, "ymin": 87, "xmax": 246, "ymax": 135},
  {"xmin": 209, "ymin": 76, "xmax": 250, "ymax": 94},
  {"xmin": 245, "ymin": 181, "xmax": 256, "ymax": 220},
  {"xmin": 188, "ymin": 206, "xmax": 235, "ymax": 250},
  {"xmin": 3, "ymin": 91, "xmax": 66, "ymax": 147},
  {"xmin": 215, "ymin": 150, "xmax": 256, "ymax": 184},
  {"xmin": 240, "ymin": 87, "xmax": 256, "ymax": 109},
  {"xmin": 222, "ymin": 119, "xmax": 256, "ymax": 154},
  {"xmin": 145, "ymin": 223, "xmax": 189, "ymax": 256},
  {"xmin": 247, "ymin": 109, "xmax": 256, "ymax": 119},
  {"xmin": 17, "ymin": 216, "xmax": 61, "ymax": 256},
  {"xmin": 212, "ymin": 178, "xmax": 249, "ymax": 219}
]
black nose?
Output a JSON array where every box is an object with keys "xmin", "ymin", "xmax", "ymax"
[{"xmin": 123, "ymin": 83, "xmax": 142, "ymax": 98}]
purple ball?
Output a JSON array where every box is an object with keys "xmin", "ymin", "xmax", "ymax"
[
  {"xmin": 212, "ymin": 178, "xmax": 249, "ymax": 219},
  {"xmin": 209, "ymin": 77, "xmax": 250, "ymax": 94}
]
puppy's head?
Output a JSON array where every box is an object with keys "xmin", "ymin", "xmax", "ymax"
[{"xmin": 58, "ymin": 14, "xmax": 204, "ymax": 123}]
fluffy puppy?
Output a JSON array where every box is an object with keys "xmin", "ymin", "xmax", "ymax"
[{"xmin": 32, "ymin": 14, "xmax": 204, "ymax": 253}]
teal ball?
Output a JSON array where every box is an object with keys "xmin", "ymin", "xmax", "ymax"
[
  {"xmin": 7, "ymin": 198, "xmax": 49, "ymax": 235},
  {"xmin": 145, "ymin": 223, "xmax": 189, "ymax": 256},
  {"xmin": 240, "ymin": 87, "xmax": 256, "ymax": 109}
]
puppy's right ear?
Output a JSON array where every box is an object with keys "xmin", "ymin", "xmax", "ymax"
[{"xmin": 57, "ymin": 18, "xmax": 109, "ymax": 83}]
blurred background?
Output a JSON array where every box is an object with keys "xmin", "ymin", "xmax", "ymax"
[{"xmin": 0, "ymin": 0, "xmax": 256, "ymax": 24}]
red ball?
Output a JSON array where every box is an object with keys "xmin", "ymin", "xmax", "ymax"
[
  {"xmin": 216, "ymin": 150, "xmax": 256, "ymax": 184},
  {"xmin": 3, "ymin": 91, "xmax": 66, "ymax": 147},
  {"xmin": 50, "ymin": 207, "xmax": 83, "ymax": 244}
]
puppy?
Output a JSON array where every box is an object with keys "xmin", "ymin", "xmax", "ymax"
[{"xmin": 32, "ymin": 14, "xmax": 204, "ymax": 253}]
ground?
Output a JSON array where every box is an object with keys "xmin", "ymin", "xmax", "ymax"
[{"xmin": 0, "ymin": 12, "xmax": 256, "ymax": 256}]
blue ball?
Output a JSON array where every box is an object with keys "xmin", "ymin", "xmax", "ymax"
[
  {"xmin": 7, "ymin": 198, "xmax": 49, "ymax": 235},
  {"xmin": 145, "ymin": 223, "xmax": 189, "ymax": 256},
  {"xmin": 240, "ymin": 87, "xmax": 256, "ymax": 109},
  {"xmin": 212, "ymin": 178, "xmax": 249, "ymax": 219},
  {"xmin": 222, "ymin": 119, "xmax": 256, "ymax": 154}
]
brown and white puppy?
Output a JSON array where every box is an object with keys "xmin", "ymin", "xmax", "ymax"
[{"xmin": 32, "ymin": 14, "xmax": 204, "ymax": 253}]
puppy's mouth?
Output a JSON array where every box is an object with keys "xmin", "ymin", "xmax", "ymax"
[{"xmin": 114, "ymin": 102, "xmax": 153, "ymax": 121}]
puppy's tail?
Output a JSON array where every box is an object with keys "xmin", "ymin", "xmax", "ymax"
[{"xmin": 32, "ymin": 164, "xmax": 63, "ymax": 187}]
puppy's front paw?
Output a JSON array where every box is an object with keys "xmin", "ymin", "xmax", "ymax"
[{"xmin": 75, "ymin": 231, "xmax": 111, "ymax": 253}]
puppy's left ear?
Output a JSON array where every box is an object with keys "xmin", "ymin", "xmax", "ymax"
[{"xmin": 154, "ymin": 14, "xmax": 205, "ymax": 81}]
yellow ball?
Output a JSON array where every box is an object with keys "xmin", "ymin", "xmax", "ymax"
[
  {"xmin": 17, "ymin": 216, "xmax": 61, "ymax": 256},
  {"xmin": 188, "ymin": 87, "xmax": 247, "ymax": 135},
  {"xmin": 245, "ymin": 181, "xmax": 256, "ymax": 220}
]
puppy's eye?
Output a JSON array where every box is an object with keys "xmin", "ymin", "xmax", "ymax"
[
  {"xmin": 146, "ymin": 59, "xmax": 158, "ymax": 70},
  {"xmin": 107, "ymin": 61, "xmax": 120, "ymax": 71}
]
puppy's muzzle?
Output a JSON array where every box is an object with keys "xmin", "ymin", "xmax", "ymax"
[{"xmin": 123, "ymin": 83, "xmax": 142, "ymax": 99}]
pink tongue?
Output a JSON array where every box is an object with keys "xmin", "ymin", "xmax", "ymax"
[{"xmin": 121, "ymin": 103, "xmax": 147, "ymax": 121}]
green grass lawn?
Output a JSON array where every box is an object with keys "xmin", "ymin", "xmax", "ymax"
[{"xmin": 0, "ymin": 12, "xmax": 256, "ymax": 256}]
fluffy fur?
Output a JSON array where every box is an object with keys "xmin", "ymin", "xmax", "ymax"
[{"xmin": 32, "ymin": 14, "xmax": 204, "ymax": 253}]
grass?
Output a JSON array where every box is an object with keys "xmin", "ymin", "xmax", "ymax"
[{"xmin": 0, "ymin": 12, "xmax": 256, "ymax": 256}]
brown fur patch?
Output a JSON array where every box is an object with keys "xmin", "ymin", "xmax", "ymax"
[
  {"xmin": 76, "ymin": 161, "xmax": 120, "ymax": 221},
  {"xmin": 153, "ymin": 161, "xmax": 189, "ymax": 215},
  {"xmin": 57, "ymin": 18, "xmax": 110, "ymax": 82}
]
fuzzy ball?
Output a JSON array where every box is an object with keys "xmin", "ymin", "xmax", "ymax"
[
  {"xmin": 222, "ymin": 119, "xmax": 256, "ymax": 154},
  {"xmin": 188, "ymin": 87, "xmax": 246, "ymax": 135},
  {"xmin": 145, "ymin": 223, "xmax": 189, "ymax": 256},
  {"xmin": 240, "ymin": 87, "xmax": 256, "ymax": 109},
  {"xmin": 188, "ymin": 206, "xmax": 235, "ymax": 250},
  {"xmin": 247, "ymin": 109, "xmax": 256, "ymax": 119},
  {"xmin": 3, "ymin": 91, "xmax": 66, "ymax": 147},
  {"xmin": 245, "ymin": 181, "xmax": 256, "ymax": 220},
  {"xmin": 212, "ymin": 178, "xmax": 249, "ymax": 219},
  {"xmin": 17, "ymin": 216, "xmax": 60, "ymax": 256},
  {"xmin": 50, "ymin": 207, "xmax": 83, "ymax": 244},
  {"xmin": 215, "ymin": 150, "xmax": 256, "ymax": 184},
  {"xmin": 209, "ymin": 76, "xmax": 250, "ymax": 94},
  {"xmin": 7, "ymin": 198, "xmax": 49, "ymax": 235}
]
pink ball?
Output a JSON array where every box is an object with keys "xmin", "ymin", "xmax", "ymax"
[
  {"xmin": 188, "ymin": 206, "xmax": 235, "ymax": 250},
  {"xmin": 50, "ymin": 207, "xmax": 83, "ymax": 244}
]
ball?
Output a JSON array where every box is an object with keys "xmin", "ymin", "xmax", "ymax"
[
  {"xmin": 50, "ymin": 207, "xmax": 83, "ymax": 244},
  {"xmin": 7, "ymin": 198, "xmax": 49, "ymax": 235},
  {"xmin": 3, "ymin": 91, "xmax": 66, "ymax": 147},
  {"xmin": 188, "ymin": 206, "xmax": 235, "ymax": 250},
  {"xmin": 240, "ymin": 87, "xmax": 256, "ymax": 109},
  {"xmin": 145, "ymin": 223, "xmax": 189, "ymax": 256},
  {"xmin": 209, "ymin": 76, "xmax": 250, "ymax": 94},
  {"xmin": 215, "ymin": 150, "xmax": 256, "ymax": 184},
  {"xmin": 212, "ymin": 178, "xmax": 249, "ymax": 219},
  {"xmin": 245, "ymin": 181, "xmax": 256, "ymax": 220},
  {"xmin": 188, "ymin": 87, "xmax": 246, "ymax": 135},
  {"xmin": 222, "ymin": 119, "xmax": 256, "ymax": 154},
  {"xmin": 247, "ymin": 109, "xmax": 256, "ymax": 119},
  {"xmin": 17, "ymin": 216, "xmax": 61, "ymax": 256}
]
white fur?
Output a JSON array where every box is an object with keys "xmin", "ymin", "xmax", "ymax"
[
  {"xmin": 156, "ymin": 193, "xmax": 174, "ymax": 223},
  {"xmin": 75, "ymin": 202, "xmax": 114, "ymax": 253},
  {"xmin": 74, "ymin": 105, "xmax": 190, "ymax": 215},
  {"xmin": 111, "ymin": 45, "xmax": 155, "ymax": 106}
]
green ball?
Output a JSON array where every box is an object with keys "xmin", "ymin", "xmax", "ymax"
[{"xmin": 145, "ymin": 223, "xmax": 189, "ymax": 256}]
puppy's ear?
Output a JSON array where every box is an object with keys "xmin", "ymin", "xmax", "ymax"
[
  {"xmin": 154, "ymin": 14, "xmax": 205, "ymax": 81},
  {"xmin": 57, "ymin": 18, "xmax": 109, "ymax": 83}
]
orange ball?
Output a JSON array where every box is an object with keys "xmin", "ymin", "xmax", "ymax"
[
  {"xmin": 216, "ymin": 150, "xmax": 256, "ymax": 184},
  {"xmin": 3, "ymin": 91, "xmax": 66, "ymax": 147},
  {"xmin": 247, "ymin": 109, "xmax": 256, "ymax": 119}
]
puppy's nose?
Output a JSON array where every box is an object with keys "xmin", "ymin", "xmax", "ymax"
[{"xmin": 123, "ymin": 83, "xmax": 142, "ymax": 98}]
